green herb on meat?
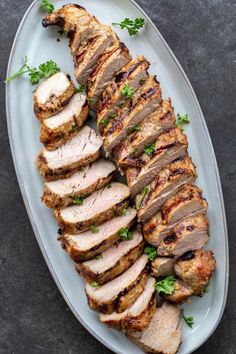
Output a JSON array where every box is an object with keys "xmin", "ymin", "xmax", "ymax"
[
  {"xmin": 155, "ymin": 275, "xmax": 176, "ymax": 295},
  {"xmin": 90, "ymin": 224, "xmax": 99, "ymax": 234},
  {"xmin": 121, "ymin": 83, "xmax": 134, "ymax": 99},
  {"xmin": 118, "ymin": 227, "xmax": 133, "ymax": 240},
  {"xmin": 144, "ymin": 143, "xmax": 155, "ymax": 156},
  {"xmin": 144, "ymin": 245, "xmax": 157, "ymax": 261},
  {"xmin": 73, "ymin": 196, "xmax": 84, "ymax": 205},
  {"xmin": 136, "ymin": 186, "xmax": 149, "ymax": 209}
]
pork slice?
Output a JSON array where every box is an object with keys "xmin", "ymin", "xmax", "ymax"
[
  {"xmin": 85, "ymin": 254, "xmax": 149, "ymax": 314},
  {"xmin": 40, "ymin": 93, "xmax": 89, "ymax": 150},
  {"xmin": 128, "ymin": 302, "xmax": 182, "ymax": 354},
  {"xmin": 126, "ymin": 128, "xmax": 188, "ymax": 196},
  {"xmin": 103, "ymin": 76, "xmax": 162, "ymax": 152},
  {"xmin": 100, "ymin": 277, "xmax": 156, "ymax": 331},
  {"xmin": 97, "ymin": 56, "xmax": 149, "ymax": 131},
  {"xmin": 42, "ymin": 159, "xmax": 115, "ymax": 208},
  {"xmin": 34, "ymin": 72, "xmax": 75, "ymax": 121},
  {"xmin": 136, "ymin": 156, "xmax": 197, "ymax": 222},
  {"xmin": 76, "ymin": 231, "xmax": 144, "ymax": 284},
  {"xmin": 164, "ymin": 280, "xmax": 194, "ymax": 303},
  {"xmin": 157, "ymin": 215, "xmax": 209, "ymax": 257},
  {"xmin": 87, "ymin": 42, "xmax": 131, "ymax": 109},
  {"xmin": 62, "ymin": 207, "xmax": 137, "ymax": 261},
  {"xmin": 36, "ymin": 126, "xmax": 103, "ymax": 181},
  {"xmin": 151, "ymin": 257, "xmax": 175, "ymax": 278},
  {"xmin": 55, "ymin": 182, "xmax": 130, "ymax": 233}
]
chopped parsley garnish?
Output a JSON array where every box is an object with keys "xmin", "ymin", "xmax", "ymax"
[
  {"xmin": 87, "ymin": 97, "xmax": 98, "ymax": 103},
  {"xmin": 58, "ymin": 29, "xmax": 64, "ymax": 36},
  {"xmin": 73, "ymin": 196, "xmax": 84, "ymax": 205},
  {"xmin": 70, "ymin": 123, "xmax": 78, "ymax": 133},
  {"xmin": 90, "ymin": 281, "xmax": 99, "ymax": 288},
  {"xmin": 107, "ymin": 184, "xmax": 112, "ymax": 189},
  {"xmin": 136, "ymin": 186, "xmax": 149, "ymax": 209},
  {"xmin": 75, "ymin": 85, "xmax": 85, "ymax": 93},
  {"xmin": 139, "ymin": 79, "xmax": 146, "ymax": 85},
  {"xmin": 176, "ymin": 113, "xmax": 190, "ymax": 128},
  {"xmin": 182, "ymin": 311, "xmax": 194, "ymax": 328},
  {"xmin": 121, "ymin": 83, "xmax": 134, "ymax": 99},
  {"xmin": 39, "ymin": 0, "xmax": 54, "ymax": 13},
  {"xmin": 144, "ymin": 143, "xmax": 155, "ymax": 156},
  {"xmin": 110, "ymin": 112, "xmax": 117, "ymax": 118},
  {"xmin": 95, "ymin": 254, "xmax": 103, "ymax": 260},
  {"xmin": 118, "ymin": 227, "xmax": 133, "ymax": 240},
  {"xmin": 100, "ymin": 119, "xmax": 108, "ymax": 127},
  {"xmin": 144, "ymin": 245, "xmax": 157, "ymax": 261},
  {"xmin": 90, "ymin": 224, "xmax": 99, "ymax": 234},
  {"xmin": 203, "ymin": 286, "xmax": 209, "ymax": 294},
  {"xmin": 112, "ymin": 17, "xmax": 145, "ymax": 36},
  {"xmin": 5, "ymin": 56, "xmax": 60, "ymax": 85},
  {"xmin": 127, "ymin": 124, "xmax": 141, "ymax": 134},
  {"xmin": 120, "ymin": 207, "xmax": 127, "ymax": 216},
  {"xmin": 155, "ymin": 275, "xmax": 176, "ymax": 295},
  {"xmin": 119, "ymin": 102, "xmax": 125, "ymax": 108}
]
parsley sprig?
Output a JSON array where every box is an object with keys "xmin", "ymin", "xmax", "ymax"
[
  {"xmin": 144, "ymin": 143, "xmax": 155, "ymax": 156},
  {"xmin": 90, "ymin": 224, "xmax": 99, "ymax": 234},
  {"xmin": 121, "ymin": 83, "xmax": 134, "ymax": 99},
  {"xmin": 73, "ymin": 196, "xmax": 84, "ymax": 205},
  {"xmin": 176, "ymin": 113, "xmax": 190, "ymax": 128},
  {"xmin": 39, "ymin": 0, "xmax": 54, "ymax": 14},
  {"xmin": 136, "ymin": 186, "xmax": 149, "ymax": 210},
  {"xmin": 119, "ymin": 227, "xmax": 133, "ymax": 240},
  {"xmin": 112, "ymin": 17, "xmax": 145, "ymax": 36},
  {"xmin": 144, "ymin": 245, "xmax": 157, "ymax": 261},
  {"xmin": 182, "ymin": 311, "xmax": 194, "ymax": 328},
  {"xmin": 5, "ymin": 56, "xmax": 60, "ymax": 85},
  {"xmin": 155, "ymin": 275, "xmax": 176, "ymax": 295}
]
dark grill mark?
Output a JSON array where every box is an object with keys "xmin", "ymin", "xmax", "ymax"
[
  {"xmin": 115, "ymin": 60, "xmax": 146, "ymax": 83},
  {"xmin": 170, "ymin": 168, "xmax": 186, "ymax": 177},
  {"xmin": 141, "ymin": 86, "xmax": 159, "ymax": 99},
  {"xmin": 143, "ymin": 223, "xmax": 157, "ymax": 235},
  {"xmin": 186, "ymin": 224, "xmax": 196, "ymax": 232},
  {"xmin": 163, "ymin": 233, "xmax": 177, "ymax": 244},
  {"xmin": 181, "ymin": 250, "xmax": 195, "ymax": 261}
]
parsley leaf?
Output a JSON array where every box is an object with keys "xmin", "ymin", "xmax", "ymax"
[
  {"xmin": 38, "ymin": 60, "xmax": 60, "ymax": 79},
  {"xmin": 136, "ymin": 186, "xmax": 149, "ymax": 209},
  {"xmin": 119, "ymin": 102, "xmax": 125, "ymax": 108},
  {"xmin": 155, "ymin": 275, "xmax": 176, "ymax": 295},
  {"xmin": 121, "ymin": 83, "xmax": 134, "ymax": 99},
  {"xmin": 144, "ymin": 245, "xmax": 157, "ymax": 261},
  {"xmin": 39, "ymin": 0, "xmax": 54, "ymax": 13},
  {"xmin": 203, "ymin": 286, "xmax": 209, "ymax": 294},
  {"xmin": 90, "ymin": 281, "xmax": 99, "ymax": 287},
  {"xmin": 183, "ymin": 311, "xmax": 194, "ymax": 328},
  {"xmin": 73, "ymin": 196, "xmax": 84, "ymax": 205},
  {"xmin": 120, "ymin": 207, "xmax": 127, "ymax": 216},
  {"xmin": 119, "ymin": 227, "xmax": 133, "ymax": 240},
  {"xmin": 95, "ymin": 254, "xmax": 103, "ymax": 260},
  {"xmin": 112, "ymin": 17, "xmax": 145, "ymax": 36},
  {"xmin": 90, "ymin": 224, "xmax": 99, "ymax": 234},
  {"xmin": 70, "ymin": 123, "xmax": 78, "ymax": 133},
  {"xmin": 127, "ymin": 124, "xmax": 141, "ymax": 134},
  {"xmin": 109, "ymin": 112, "xmax": 117, "ymax": 118},
  {"xmin": 176, "ymin": 113, "xmax": 190, "ymax": 128},
  {"xmin": 75, "ymin": 85, "xmax": 86, "ymax": 93},
  {"xmin": 100, "ymin": 119, "xmax": 108, "ymax": 127},
  {"xmin": 144, "ymin": 143, "xmax": 155, "ymax": 156}
]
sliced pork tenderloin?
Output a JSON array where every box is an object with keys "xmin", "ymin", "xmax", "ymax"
[
  {"xmin": 163, "ymin": 280, "xmax": 194, "ymax": 303},
  {"xmin": 62, "ymin": 207, "xmax": 136, "ymax": 261},
  {"xmin": 87, "ymin": 42, "xmax": 132, "ymax": 109},
  {"xmin": 103, "ymin": 76, "xmax": 162, "ymax": 152},
  {"xmin": 34, "ymin": 72, "xmax": 75, "ymax": 121},
  {"xmin": 85, "ymin": 254, "xmax": 149, "ymax": 314},
  {"xmin": 136, "ymin": 156, "xmax": 197, "ymax": 222},
  {"xmin": 128, "ymin": 302, "xmax": 182, "ymax": 354},
  {"xmin": 100, "ymin": 277, "xmax": 156, "ymax": 331},
  {"xmin": 55, "ymin": 182, "xmax": 130, "ymax": 234},
  {"xmin": 42, "ymin": 159, "xmax": 115, "ymax": 209},
  {"xmin": 126, "ymin": 128, "xmax": 188, "ymax": 196},
  {"xmin": 157, "ymin": 214, "xmax": 209, "ymax": 257},
  {"xmin": 76, "ymin": 231, "xmax": 144, "ymax": 285},
  {"xmin": 36, "ymin": 126, "xmax": 102, "ymax": 181},
  {"xmin": 97, "ymin": 56, "xmax": 149, "ymax": 132},
  {"xmin": 151, "ymin": 257, "xmax": 175, "ymax": 278},
  {"xmin": 40, "ymin": 93, "xmax": 88, "ymax": 150},
  {"xmin": 143, "ymin": 184, "xmax": 208, "ymax": 245}
]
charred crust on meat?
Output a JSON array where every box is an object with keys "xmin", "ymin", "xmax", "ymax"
[{"xmin": 181, "ymin": 251, "xmax": 195, "ymax": 261}]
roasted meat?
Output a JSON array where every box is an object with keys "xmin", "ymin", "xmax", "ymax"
[
  {"xmin": 76, "ymin": 231, "xmax": 144, "ymax": 285},
  {"xmin": 34, "ymin": 72, "xmax": 75, "ymax": 121},
  {"xmin": 151, "ymin": 257, "xmax": 175, "ymax": 278},
  {"xmin": 163, "ymin": 280, "xmax": 194, "ymax": 303},
  {"xmin": 36, "ymin": 126, "xmax": 102, "ymax": 181},
  {"xmin": 85, "ymin": 254, "xmax": 149, "ymax": 314},
  {"xmin": 42, "ymin": 159, "xmax": 115, "ymax": 209},
  {"xmin": 62, "ymin": 207, "xmax": 136, "ymax": 261}
]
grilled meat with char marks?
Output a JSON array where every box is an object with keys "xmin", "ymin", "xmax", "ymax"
[{"xmin": 151, "ymin": 257, "xmax": 175, "ymax": 278}]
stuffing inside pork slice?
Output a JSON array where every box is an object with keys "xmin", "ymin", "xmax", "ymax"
[
  {"xmin": 126, "ymin": 127, "xmax": 188, "ymax": 196},
  {"xmin": 151, "ymin": 257, "xmax": 175, "ymax": 278},
  {"xmin": 76, "ymin": 231, "xmax": 144, "ymax": 284},
  {"xmin": 36, "ymin": 126, "xmax": 102, "ymax": 181},
  {"xmin": 42, "ymin": 159, "xmax": 115, "ymax": 209},
  {"xmin": 55, "ymin": 182, "xmax": 130, "ymax": 234},
  {"xmin": 157, "ymin": 214, "xmax": 209, "ymax": 257},
  {"xmin": 34, "ymin": 72, "xmax": 75, "ymax": 121},
  {"xmin": 40, "ymin": 93, "xmax": 89, "ymax": 150},
  {"xmin": 100, "ymin": 277, "xmax": 156, "ymax": 331},
  {"xmin": 143, "ymin": 184, "xmax": 208, "ymax": 246},
  {"xmin": 97, "ymin": 56, "xmax": 150, "ymax": 132},
  {"xmin": 103, "ymin": 76, "xmax": 162, "ymax": 152},
  {"xmin": 128, "ymin": 302, "xmax": 182, "ymax": 354},
  {"xmin": 62, "ymin": 207, "xmax": 137, "ymax": 261},
  {"xmin": 85, "ymin": 254, "xmax": 149, "ymax": 314},
  {"xmin": 135, "ymin": 156, "xmax": 197, "ymax": 222}
]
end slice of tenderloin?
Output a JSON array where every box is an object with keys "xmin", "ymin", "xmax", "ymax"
[
  {"xmin": 151, "ymin": 257, "xmax": 175, "ymax": 278},
  {"xmin": 143, "ymin": 184, "xmax": 208, "ymax": 246},
  {"xmin": 103, "ymin": 76, "xmax": 162, "ymax": 152},
  {"xmin": 174, "ymin": 249, "xmax": 216, "ymax": 295},
  {"xmin": 100, "ymin": 277, "xmax": 156, "ymax": 331},
  {"xmin": 136, "ymin": 156, "xmax": 197, "ymax": 222},
  {"xmin": 97, "ymin": 56, "xmax": 150, "ymax": 132},
  {"xmin": 163, "ymin": 280, "xmax": 194, "ymax": 303},
  {"xmin": 85, "ymin": 254, "xmax": 149, "ymax": 314},
  {"xmin": 42, "ymin": 159, "xmax": 115, "ymax": 209},
  {"xmin": 55, "ymin": 182, "xmax": 130, "ymax": 234},
  {"xmin": 157, "ymin": 214, "xmax": 209, "ymax": 257},
  {"xmin": 76, "ymin": 231, "xmax": 144, "ymax": 285},
  {"xmin": 36, "ymin": 126, "xmax": 102, "ymax": 181},
  {"xmin": 40, "ymin": 93, "xmax": 89, "ymax": 150},
  {"xmin": 87, "ymin": 42, "xmax": 132, "ymax": 109},
  {"xmin": 34, "ymin": 72, "xmax": 75, "ymax": 121},
  {"xmin": 126, "ymin": 127, "xmax": 188, "ymax": 196},
  {"xmin": 128, "ymin": 302, "xmax": 182, "ymax": 354},
  {"xmin": 73, "ymin": 25, "xmax": 115, "ymax": 85},
  {"xmin": 62, "ymin": 207, "xmax": 137, "ymax": 261}
]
